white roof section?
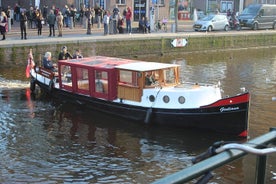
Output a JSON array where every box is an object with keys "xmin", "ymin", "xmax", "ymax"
[{"xmin": 115, "ymin": 61, "xmax": 179, "ymax": 72}]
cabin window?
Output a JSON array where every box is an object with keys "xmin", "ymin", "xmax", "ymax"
[
  {"xmin": 76, "ymin": 68, "xmax": 89, "ymax": 90},
  {"xmin": 164, "ymin": 68, "xmax": 175, "ymax": 84},
  {"xmin": 119, "ymin": 70, "xmax": 138, "ymax": 86},
  {"xmin": 95, "ymin": 71, "xmax": 108, "ymax": 93},
  {"xmin": 60, "ymin": 65, "xmax": 72, "ymax": 86}
]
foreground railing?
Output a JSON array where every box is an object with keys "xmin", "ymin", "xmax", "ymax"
[{"xmin": 152, "ymin": 127, "xmax": 276, "ymax": 184}]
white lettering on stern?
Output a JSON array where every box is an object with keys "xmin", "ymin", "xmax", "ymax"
[{"xmin": 220, "ymin": 107, "xmax": 239, "ymax": 112}]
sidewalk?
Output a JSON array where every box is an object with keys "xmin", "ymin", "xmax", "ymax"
[{"xmin": 3, "ymin": 20, "xmax": 194, "ymax": 41}]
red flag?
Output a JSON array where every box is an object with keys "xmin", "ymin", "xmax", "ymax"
[{"xmin": 25, "ymin": 49, "xmax": 34, "ymax": 78}]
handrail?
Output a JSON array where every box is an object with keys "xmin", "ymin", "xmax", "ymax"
[{"xmin": 152, "ymin": 127, "xmax": 276, "ymax": 184}]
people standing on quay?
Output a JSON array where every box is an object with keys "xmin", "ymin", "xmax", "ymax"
[
  {"xmin": 63, "ymin": 5, "xmax": 70, "ymax": 28},
  {"xmin": 36, "ymin": 9, "xmax": 43, "ymax": 36},
  {"xmin": 56, "ymin": 12, "xmax": 63, "ymax": 37},
  {"xmin": 0, "ymin": 11, "xmax": 8, "ymax": 40},
  {"xmin": 47, "ymin": 10, "xmax": 56, "ymax": 37},
  {"xmin": 118, "ymin": 15, "xmax": 124, "ymax": 34},
  {"xmin": 125, "ymin": 7, "xmax": 132, "ymax": 34},
  {"xmin": 20, "ymin": 10, "xmax": 28, "ymax": 40},
  {"xmin": 14, "ymin": 3, "xmax": 20, "ymax": 22},
  {"xmin": 103, "ymin": 10, "xmax": 110, "ymax": 36},
  {"xmin": 112, "ymin": 5, "xmax": 119, "ymax": 34},
  {"xmin": 85, "ymin": 7, "xmax": 92, "ymax": 35}
]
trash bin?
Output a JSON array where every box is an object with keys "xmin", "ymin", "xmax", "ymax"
[{"xmin": 171, "ymin": 23, "xmax": 176, "ymax": 33}]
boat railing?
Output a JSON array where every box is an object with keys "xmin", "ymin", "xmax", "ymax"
[
  {"xmin": 179, "ymin": 81, "xmax": 220, "ymax": 87},
  {"xmin": 152, "ymin": 127, "xmax": 276, "ymax": 184}
]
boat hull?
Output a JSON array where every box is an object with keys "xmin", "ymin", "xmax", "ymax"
[{"xmin": 34, "ymin": 79, "xmax": 249, "ymax": 137}]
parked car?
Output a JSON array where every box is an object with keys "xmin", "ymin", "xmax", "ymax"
[
  {"xmin": 238, "ymin": 4, "xmax": 276, "ymax": 30},
  {"xmin": 193, "ymin": 14, "xmax": 229, "ymax": 32}
]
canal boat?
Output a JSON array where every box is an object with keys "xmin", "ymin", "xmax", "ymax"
[{"xmin": 29, "ymin": 56, "xmax": 250, "ymax": 137}]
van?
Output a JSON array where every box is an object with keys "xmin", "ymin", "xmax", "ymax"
[{"xmin": 238, "ymin": 4, "xmax": 276, "ymax": 30}]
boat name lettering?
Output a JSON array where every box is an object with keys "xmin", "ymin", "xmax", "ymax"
[{"xmin": 220, "ymin": 107, "xmax": 239, "ymax": 112}]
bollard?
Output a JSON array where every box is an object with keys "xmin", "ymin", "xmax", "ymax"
[
  {"xmin": 70, "ymin": 17, "xmax": 73, "ymax": 29},
  {"xmin": 8, "ymin": 18, "xmax": 11, "ymax": 32},
  {"xmin": 171, "ymin": 23, "xmax": 176, "ymax": 33}
]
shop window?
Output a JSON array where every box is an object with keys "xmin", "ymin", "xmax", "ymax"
[{"xmin": 153, "ymin": 0, "xmax": 165, "ymax": 6}]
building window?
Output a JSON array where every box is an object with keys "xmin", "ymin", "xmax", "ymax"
[
  {"xmin": 221, "ymin": 1, "xmax": 233, "ymax": 13},
  {"xmin": 116, "ymin": 0, "xmax": 126, "ymax": 4},
  {"xmin": 153, "ymin": 0, "xmax": 165, "ymax": 6}
]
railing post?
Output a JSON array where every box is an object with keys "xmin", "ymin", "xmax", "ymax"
[{"xmin": 255, "ymin": 155, "xmax": 267, "ymax": 184}]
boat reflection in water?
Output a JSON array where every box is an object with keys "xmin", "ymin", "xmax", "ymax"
[{"xmin": 1, "ymin": 87, "xmax": 247, "ymax": 183}]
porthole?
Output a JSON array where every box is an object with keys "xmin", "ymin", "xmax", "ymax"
[
  {"xmin": 163, "ymin": 95, "xmax": 170, "ymax": 103},
  {"xmin": 178, "ymin": 96, "xmax": 185, "ymax": 104},
  {"xmin": 149, "ymin": 95, "xmax": 155, "ymax": 102}
]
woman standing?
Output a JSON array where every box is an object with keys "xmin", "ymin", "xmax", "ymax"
[
  {"xmin": 36, "ymin": 9, "xmax": 43, "ymax": 36},
  {"xmin": 0, "ymin": 11, "xmax": 8, "ymax": 40},
  {"xmin": 56, "ymin": 12, "xmax": 63, "ymax": 37}
]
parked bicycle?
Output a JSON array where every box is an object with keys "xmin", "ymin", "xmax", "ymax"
[{"xmin": 154, "ymin": 17, "xmax": 168, "ymax": 32}]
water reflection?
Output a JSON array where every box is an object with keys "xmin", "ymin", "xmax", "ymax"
[{"xmin": 1, "ymin": 48, "xmax": 276, "ymax": 183}]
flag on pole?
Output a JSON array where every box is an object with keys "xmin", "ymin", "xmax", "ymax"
[{"xmin": 25, "ymin": 49, "xmax": 35, "ymax": 78}]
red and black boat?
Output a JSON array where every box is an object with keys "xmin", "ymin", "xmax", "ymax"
[{"xmin": 29, "ymin": 56, "xmax": 250, "ymax": 137}]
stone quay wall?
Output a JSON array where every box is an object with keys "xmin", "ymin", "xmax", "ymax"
[{"xmin": 1, "ymin": 31, "xmax": 276, "ymax": 66}]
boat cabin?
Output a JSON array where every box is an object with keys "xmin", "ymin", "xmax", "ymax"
[{"xmin": 58, "ymin": 56, "xmax": 180, "ymax": 102}]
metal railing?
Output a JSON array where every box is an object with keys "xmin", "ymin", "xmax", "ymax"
[{"xmin": 152, "ymin": 127, "xmax": 276, "ymax": 184}]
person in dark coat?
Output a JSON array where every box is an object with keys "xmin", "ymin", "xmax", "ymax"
[
  {"xmin": 58, "ymin": 46, "xmax": 73, "ymax": 60},
  {"xmin": 47, "ymin": 10, "xmax": 56, "ymax": 37},
  {"xmin": 20, "ymin": 10, "xmax": 28, "ymax": 39},
  {"xmin": 43, "ymin": 52, "xmax": 56, "ymax": 72}
]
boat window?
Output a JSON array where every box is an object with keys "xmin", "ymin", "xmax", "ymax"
[
  {"xmin": 164, "ymin": 68, "xmax": 175, "ymax": 84},
  {"xmin": 119, "ymin": 70, "xmax": 138, "ymax": 86},
  {"xmin": 95, "ymin": 71, "xmax": 108, "ymax": 93},
  {"xmin": 76, "ymin": 67, "xmax": 89, "ymax": 90},
  {"xmin": 60, "ymin": 65, "xmax": 72, "ymax": 86}
]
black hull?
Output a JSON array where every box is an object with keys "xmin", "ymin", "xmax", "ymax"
[{"xmin": 35, "ymin": 81, "xmax": 249, "ymax": 136}]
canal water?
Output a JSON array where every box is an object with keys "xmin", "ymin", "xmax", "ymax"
[{"xmin": 0, "ymin": 48, "xmax": 275, "ymax": 183}]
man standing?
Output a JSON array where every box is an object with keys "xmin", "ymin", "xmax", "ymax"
[
  {"xmin": 125, "ymin": 7, "xmax": 132, "ymax": 34},
  {"xmin": 20, "ymin": 10, "xmax": 27, "ymax": 39},
  {"xmin": 47, "ymin": 10, "xmax": 56, "ymax": 37}
]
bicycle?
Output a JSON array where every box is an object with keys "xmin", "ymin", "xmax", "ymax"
[
  {"xmin": 154, "ymin": 20, "xmax": 162, "ymax": 32},
  {"xmin": 154, "ymin": 19, "xmax": 167, "ymax": 32}
]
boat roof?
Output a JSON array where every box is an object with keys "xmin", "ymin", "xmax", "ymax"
[
  {"xmin": 59, "ymin": 56, "xmax": 179, "ymax": 71},
  {"xmin": 115, "ymin": 61, "xmax": 179, "ymax": 72}
]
